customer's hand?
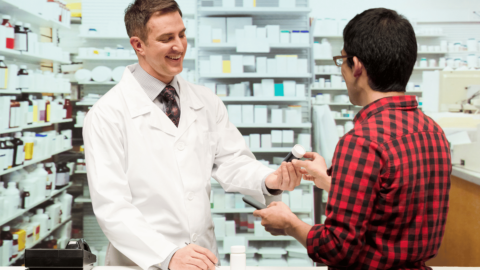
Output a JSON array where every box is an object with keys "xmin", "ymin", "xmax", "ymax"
[
  {"xmin": 292, "ymin": 152, "xmax": 332, "ymax": 192},
  {"xmin": 265, "ymin": 161, "xmax": 302, "ymax": 191},
  {"xmin": 253, "ymin": 201, "xmax": 299, "ymax": 236},
  {"xmin": 169, "ymin": 244, "xmax": 218, "ymax": 270}
]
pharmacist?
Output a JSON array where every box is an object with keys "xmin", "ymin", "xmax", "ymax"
[
  {"xmin": 254, "ymin": 8, "xmax": 451, "ymax": 270},
  {"xmin": 82, "ymin": 1, "xmax": 301, "ymax": 270}
]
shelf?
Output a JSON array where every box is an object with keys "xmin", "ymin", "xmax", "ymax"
[
  {"xmin": 0, "ymin": 183, "xmax": 72, "ymax": 226},
  {"xmin": 334, "ymin": 117, "xmax": 354, "ymax": 120},
  {"xmin": 74, "ymin": 124, "xmax": 83, "ymax": 128},
  {"xmin": 315, "ymin": 72, "xmax": 341, "ymax": 75},
  {"xmin": 76, "ymin": 101, "xmax": 98, "ymax": 106},
  {"xmin": 198, "ymin": 43, "xmax": 311, "ymax": 49},
  {"xmin": 220, "ymin": 97, "xmax": 307, "ymax": 102},
  {"xmin": 198, "ymin": 7, "xmax": 311, "ymax": 16},
  {"xmin": 314, "ymin": 58, "xmax": 333, "ymax": 61},
  {"xmin": 200, "ymin": 73, "xmax": 312, "ymax": 79},
  {"xmin": 211, "ymin": 208, "xmax": 312, "ymax": 214},
  {"xmin": 311, "ymin": 88, "xmax": 347, "ymax": 91},
  {"xmin": 9, "ymin": 216, "xmax": 72, "ymax": 266},
  {"xmin": 74, "ymin": 170, "xmax": 87, "ymax": 174},
  {"xmin": 315, "ymin": 103, "xmax": 353, "ymax": 106},
  {"xmin": 0, "ymin": 119, "xmax": 73, "ymax": 134},
  {"xmin": 20, "ymin": 89, "xmax": 71, "ymax": 94},
  {"xmin": 76, "ymin": 56, "xmax": 138, "ymax": 61},
  {"xmin": 76, "ymin": 81, "xmax": 116, "ymax": 85},
  {"xmin": 0, "ymin": 48, "xmax": 70, "ymax": 64},
  {"xmin": 216, "ymin": 233, "xmax": 296, "ymax": 241},
  {"xmin": 0, "ymin": 147, "xmax": 72, "ymax": 177},
  {"xmin": 74, "ymin": 196, "xmax": 92, "ymax": 203},
  {"xmin": 0, "ymin": 0, "xmax": 70, "ymax": 30},
  {"xmin": 234, "ymin": 123, "xmax": 312, "ymax": 128},
  {"xmin": 0, "ymin": 90, "xmax": 22, "ymax": 95}
]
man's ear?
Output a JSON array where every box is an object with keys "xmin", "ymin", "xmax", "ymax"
[
  {"xmin": 352, "ymin": 56, "xmax": 363, "ymax": 78},
  {"xmin": 130, "ymin": 36, "xmax": 146, "ymax": 56}
]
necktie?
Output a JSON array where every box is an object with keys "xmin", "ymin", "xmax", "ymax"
[{"xmin": 158, "ymin": 85, "xmax": 180, "ymax": 127}]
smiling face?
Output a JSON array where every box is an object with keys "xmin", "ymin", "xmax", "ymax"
[{"xmin": 131, "ymin": 11, "xmax": 187, "ymax": 83}]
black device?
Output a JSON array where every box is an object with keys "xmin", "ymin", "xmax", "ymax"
[
  {"xmin": 242, "ymin": 195, "xmax": 267, "ymax": 210},
  {"xmin": 25, "ymin": 238, "xmax": 96, "ymax": 270}
]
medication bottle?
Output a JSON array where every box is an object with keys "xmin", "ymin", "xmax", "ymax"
[
  {"xmin": 21, "ymin": 185, "xmax": 32, "ymax": 209},
  {"xmin": 1, "ymin": 15, "xmax": 15, "ymax": 49},
  {"xmin": 14, "ymin": 22, "xmax": 27, "ymax": 52},
  {"xmin": 9, "ymin": 98, "xmax": 20, "ymax": 128},
  {"xmin": 12, "ymin": 132, "xmax": 24, "ymax": 167},
  {"xmin": 17, "ymin": 65, "xmax": 29, "ymax": 90},
  {"xmin": 44, "ymin": 164, "xmax": 53, "ymax": 197},
  {"xmin": 44, "ymin": 96, "xmax": 51, "ymax": 122},
  {"xmin": 23, "ymin": 135, "xmax": 34, "ymax": 160},
  {"xmin": 64, "ymin": 98, "xmax": 72, "ymax": 119},
  {"xmin": 283, "ymin": 144, "xmax": 306, "ymax": 162},
  {"xmin": 3, "ymin": 137, "xmax": 15, "ymax": 169},
  {"xmin": 0, "ymin": 56, "xmax": 8, "ymax": 89},
  {"xmin": 1, "ymin": 226, "xmax": 13, "ymax": 263},
  {"xmin": 230, "ymin": 245, "xmax": 246, "ymax": 270},
  {"xmin": 12, "ymin": 229, "xmax": 26, "ymax": 252},
  {"xmin": 56, "ymin": 162, "xmax": 70, "ymax": 188},
  {"xmin": 23, "ymin": 23, "xmax": 33, "ymax": 53},
  {"xmin": 11, "ymin": 234, "xmax": 18, "ymax": 260},
  {"xmin": 23, "ymin": 95, "xmax": 33, "ymax": 125}
]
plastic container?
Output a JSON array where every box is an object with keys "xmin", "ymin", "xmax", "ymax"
[
  {"xmin": 14, "ymin": 22, "xmax": 27, "ymax": 52},
  {"xmin": 17, "ymin": 65, "xmax": 29, "ymax": 90},
  {"xmin": 31, "ymin": 209, "xmax": 49, "ymax": 238},
  {"xmin": 0, "ymin": 56, "xmax": 8, "ymax": 89},
  {"xmin": 1, "ymin": 226, "xmax": 13, "ymax": 263},
  {"xmin": 4, "ymin": 182, "xmax": 21, "ymax": 214},
  {"xmin": 1, "ymin": 15, "xmax": 15, "ymax": 49},
  {"xmin": 31, "ymin": 163, "xmax": 48, "ymax": 198},
  {"xmin": 56, "ymin": 162, "xmax": 70, "ymax": 188},
  {"xmin": 230, "ymin": 245, "xmax": 246, "ymax": 270}
]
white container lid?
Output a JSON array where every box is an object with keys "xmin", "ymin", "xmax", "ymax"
[
  {"xmin": 231, "ymin": 245, "xmax": 245, "ymax": 254},
  {"xmin": 8, "ymin": 182, "xmax": 17, "ymax": 188},
  {"xmin": 20, "ymin": 65, "xmax": 27, "ymax": 69},
  {"xmin": 15, "ymin": 21, "xmax": 23, "ymax": 26},
  {"xmin": 36, "ymin": 209, "xmax": 44, "ymax": 215},
  {"xmin": 292, "ymin": 144, "xmax": 306, "ymax": 159},
  {"xmin": 3, "ymin": 225, "xmax": 10, "ymax": 231}
]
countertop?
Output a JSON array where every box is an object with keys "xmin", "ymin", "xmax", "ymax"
[
  {"xmin": 5, "ymin": 267, "xmax": 480, "ymax": 270},
  {"xmin": 452, "ymin": 165, "xmax": 480, "ymax": 186}
]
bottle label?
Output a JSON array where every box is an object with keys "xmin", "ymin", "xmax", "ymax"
[
  {"xmin": 0, "ymin": 68, "xmax": 7, "ymax": 89},
  {"xmin": 35, "ymin": 226, "xmax": 40, "ymax": 240},
  {"xmin": 18, "ymin": 74, "xmax": 29, "ymax": 89},
  {"xmin": 56, "ymin": 172, "xmax": 68, "ymax": 185},
  {"xmin": 24, "ymin": 194, "xmax": 32, "ymax": 208},
  {"xmin": 15, "ymin": 145, "xmax": 24, "ymax": 165},
  {"xmin": 10, "ymin": 106, "xmax": 19, "ymax": 128},
  {"xmin": 14, "ymin": 32, "xmax": 27, "ymax": 51},
  {"xmin": 33, "ymin": 105, "xmax": 38, "ymax": 122},
  {"xmin": 4, "ymin": 26, "xmax": 15, "ymax": 49},
  {"xmin": 46, "ymin": 104, "xmax": 51, "ymax": 122},
  {"xmin": 40, "ymin": 109, "xmax": 45, "ymax": 122},
  {"xmin": 24, "ymin": 142, "xmax": 33, "ymax": 160}
]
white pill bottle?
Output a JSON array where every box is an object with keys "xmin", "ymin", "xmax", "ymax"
[{"xmin": 230, "ymin": 245, "xmax": 246, "ymax": 270}]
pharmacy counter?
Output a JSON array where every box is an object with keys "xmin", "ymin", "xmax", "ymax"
[
  {"xmin": 6, "ymin": 267, "xmax": 480, "ymax": 270},
  {"xmin": 451, "ymin": 165, "xmax": 480, "ymax": 186}
]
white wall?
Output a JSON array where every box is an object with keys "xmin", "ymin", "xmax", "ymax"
[{"xmin": 309, "ymin": 0, "xmax": 480, "ymax": 23}]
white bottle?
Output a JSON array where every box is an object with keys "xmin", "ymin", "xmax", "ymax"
[
  {"xmin": 31, "ymin": 209, "xmax": 49, "ymax": 239},
  {"xmin": 44, "ymin": 164, "xmax": 53, "ymax": 197},
  {"xmin": 230, "ymin": 245, "xmax": 246, "ymax": 270},
  {"xmin": 46, "ymin": 162, "xmax": 57, "ymax": 191},
  {"xmin": 46, "ymin": 198, "xmax": 62, "ymax": 227},
  {"xmin": 0, "ymin": 196, "xmax": 4, "ymax": 221},
  {"xmin": 1, "ymin": 226, "xmax": 13, "ymax": 264},
  {"xmin": 31, "ymin": 164, "xmax": 48, "ymax": 199},
  {"xmin": 59, "ymin": 193, "xmax": 72, "ymax": 221},
  {"xmin": 11, "ymin": 234, "xmax": 18, "ymax": 261},
  {"xmin": 4, "ymin": 182, "xmax": 20, "ymax": 215}
]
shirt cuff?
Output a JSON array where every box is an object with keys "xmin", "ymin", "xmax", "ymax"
[
  {"xmin": 261, "ymin": 174, "xmax": 282, "ymax": 196},
  {"xmin": 150, "ymin": 247, "xmax": 180, "ymax": 270}
]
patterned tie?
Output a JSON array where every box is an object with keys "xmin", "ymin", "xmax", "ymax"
[{"xmin": 158, "ymin": 85, "xmax": 181, "ymax": 127}]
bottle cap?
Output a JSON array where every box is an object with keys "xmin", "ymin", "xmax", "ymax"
[
  {"xmin": 2, "ymin": 15, "xmax": 11, "ymax": 19},
  {"xmin": 36, "ymin": 209, "xmax": 43, "ymax": 215},
  {"xmin": 38, "ymin": 163, "xmax": 44, "ymax": 168},
  {"xmin": 20, "ymin": 65, "xmax": 27, "ymax": 69},
  {"xmin": 14, "ymin": 132, "xmax": 22, "ymax": 138},
  {"xmin": 292, "ymin": 144, "xmax": 306, "ymax": 159},
  {"xmin": 24, "ymin": 23, "xmax": 31, "ymax": 28},
  {"xmin": 3, "ymin": 226, "xmax": 10, "ymax": 231},
  {"xmin": 15, "ymin": 21, "xmax": 23, "ymax": 26},
  {"xmin": 231, "ymin": 245, "xmax": 245, "ymax": 254}
]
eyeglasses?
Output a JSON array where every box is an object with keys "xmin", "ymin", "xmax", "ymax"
[{"xmin": 333, "ymin": 55, "xmax": 354, "ymax": 67}]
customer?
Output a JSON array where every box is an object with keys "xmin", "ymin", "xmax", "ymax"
[
  {"xmin": 82, "ymin": 1, "xmax": 302, "ymax": 270},
  {"xmin": 254, "ymin": 8, "xmax": 451, "ymax": 270}
]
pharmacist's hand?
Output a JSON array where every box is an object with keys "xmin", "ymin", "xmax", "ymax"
[
  {"xmin": 253, "ymin": 201, "xmax": 298, "ymax": 236},
  {"xmin": 265, "ymin": 161, "xmax": 302, "ymax": 191},
  {"xmin": 168, "ymin": 244, "xmax": 218, "ymax": 270},
  {"xmin": 292, "ymin": 152, "xmax": 332, "ymax": 192}
]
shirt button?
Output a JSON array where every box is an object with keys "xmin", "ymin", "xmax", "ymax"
[
  {"xmin": 177, "ymin": 142, "xmax": 185, "ymax": 151},
  {"xmin": 187, "ymin": 192, "xmax": 194, "ymax": 201},
  {"xmin": 192, "ymin": 233, "xmax": 198, "ymax": 242}
]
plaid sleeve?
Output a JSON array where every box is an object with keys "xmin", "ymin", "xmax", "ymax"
[{"xmin": 307, "ymin": 134, "xmax": 386, "ymax": 267}]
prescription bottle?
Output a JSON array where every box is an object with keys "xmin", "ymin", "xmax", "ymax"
[
  {"xmin": 0, "ymin": 56, "xmax": 8, "ymax": 89},
  {"xmin": 1, "ymin": 15, "xmax": 15, "ymax": 49},
  {"xmin": 230, "ymin": 245, "xmax": 246, "ymax": 270}
]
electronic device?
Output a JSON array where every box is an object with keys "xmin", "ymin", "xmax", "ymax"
[{"xmin": 242, "ymin": 195, "xmax": 267, "ymax": 210}]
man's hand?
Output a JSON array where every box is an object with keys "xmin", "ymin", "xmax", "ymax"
[
  {"xmin": 253, "ymin": 201, "xmax": 298, "ymax": 235},
  {"xmin": 265, "ymin": 161, "xmax": 302, "ymax": 191},
  {"xmin": 292, "ymin": 152, "xmax": 332, "ymax": 192},
  {"xmin": 168, "ymin": 244, "xmax": 218, "ymax": 270}
]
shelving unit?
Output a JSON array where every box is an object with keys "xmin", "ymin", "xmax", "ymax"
[
  {"xmin": 0, "ymin": 0, "xmax": 70, "ymax": 30},
  {"xmin": 0, "ymin": 48, "xmax": 70, "ymax": 64},
  {"xmin": 0, "ymin": 119, "xmax": 73, "ymax": 135},
  {"xmin": 200, "ymin": 73, "xmax": 313, "ymax": 79}
]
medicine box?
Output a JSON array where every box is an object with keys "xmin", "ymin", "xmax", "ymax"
[
  {"xmin": 250, "ymin": 134, "xmax": 261, "ymax": 149},
  {"xmin": 254, "ymin": 105, "xmax": 268, "ymax": 123},
  {"xmin": 282, "ymin": 130, "xmax": 294, "ymax": 148},
  {"xmin": 271, "ymin": 109, "xmax": 283, "ymax": 124},
  {"xmin": 261, "ymin": 134, "xmax": 272, "ymax": 149},
  {"xmin": 227, "ymin": 105, "xmax": 242, "ymax": 124},
  {"xmin": 242, "ymin": 105, "xmax": 254, "ymax": 123},
  {"xmin": 271, "ymin": 130, "xmax": 283, "ymax": 147}
]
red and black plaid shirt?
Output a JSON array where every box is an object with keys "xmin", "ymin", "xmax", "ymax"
[{"xmin": 307, "ymin": 95, "xmax": 451, "ymax": 269}]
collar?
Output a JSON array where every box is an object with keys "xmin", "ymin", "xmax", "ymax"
[
  {"xmin": 129, "ymin": 64, "xmax": 180, "ymax": 101},
  {"xmin": 354, "ymin": 95, "xmax": 418, "ymax": 124}
]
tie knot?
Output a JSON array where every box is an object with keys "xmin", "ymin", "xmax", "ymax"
[{"xmin": 159, "ymin": 85, "xmax": 177, "ymax": 103}]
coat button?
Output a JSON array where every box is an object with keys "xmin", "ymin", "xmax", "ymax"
[
  {"xmin": 177, "ymin": 142, "xmax": 185, "ymax": 151},
  {"xmin": 192, "ymin": 233, "xmax": 198, "ymax": 242},
  {"xmin": 187, "ymin": 192, "xmax": 194, "ymax": 201}
]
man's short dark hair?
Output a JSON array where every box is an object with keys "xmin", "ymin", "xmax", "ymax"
[
  {"xmin": 343, "ymin": 8, "xmax": 417, "ymax": 92},
  {"xmin": 125, "ymin": 0, "xmax": 182, "ymax": 44}
]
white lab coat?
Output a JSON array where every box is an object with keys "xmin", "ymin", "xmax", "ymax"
[{"xmin": 83, "ymin": 64, "xmax": 276, "ymax": 270}]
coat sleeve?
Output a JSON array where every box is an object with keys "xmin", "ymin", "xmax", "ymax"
[
  {"xmin": 83, "ymin": 105, "xmax": 178, "ymax": 270},
  {"xmin": 210, "ymin": 96, "xmax": 276, "ymax": 205}
]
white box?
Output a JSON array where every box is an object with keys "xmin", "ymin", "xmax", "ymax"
[
  {"xmin": 280, "ymin": 31, "xmax": 290, "ymax": 43},
  {"xmin": 225, "ymin": 220, "xmax": 236, "ymax": 236},
  {"xmin": 267, "ymin": 59, "xmax": 277, "ymax": 74},
  {"xmin": 257, "ymin": 28, "xmax": 267, "ymax": 39},
  {"xmin": 289, "ymin": 190, "xmax": 303, "ymax": 208},
  {"xmin": 199, "ymin": 60, "xmax": 211, "ymax": 74},
  {"xmin": 223, "ymin": 0, "xmax": 235, "ymax": 8},
  {"xmin": 279, "ymin": 0, "xmax": 295, "ymax": 8},
  {"xmin": 212, "ymin": 28, "xmax": 222, "ymax": 43},
  {"xmin": 271, "ymin": 130, "xmax": 283, "ymax": 147},
  {"xmin": 297, "ymin": 59, "xmax": 308, "ymax": 74},
  {"xmin": 247, "ymin": 214, "xmax": 254, "ymax": 232},
  {"xmin": 266, "ymin": 25, "xmax": 280, "ymax": 44},
  {"xmin": 198, "ymin": 25, "xmax": 212, "ymax": 44},
  {"xmin": 231, "ymin": 55, "xmax": 244, "ymax": 73},
  {"xmin": 297, "ymin": 133, "xmax": 311, "ymax": 150},
  {"xmin": 217, "ymin": 84, "xmax": 227, "ymax": 97},
  {"xmin": 228, "ymin": 105, "xmax": 242, "ymax": 124},
  {"xmin": 250, "ymin": 134, "xmax": 261, "ymax": 148},
  {"xmin": 230, "ymin": 83, "xmax": 245, "ymax": 97},
  {"xmin": 275, "ymin": 56, "xmax": 288, "ymax": 73},
  {"xmin": 235, "ymin": 194, "xmax": 245, "ymax": 208},
  {"xmin": 227, "ymin": 17, "xmax": 252, "ymax": 43},
  {"xmin": 243, "ymin": 0, "xmax": 254, "ymax": 7},
  {"xmin": 261, "ymin": 79, "xmax": 275, "ymax": 97},
  {"xmin": 286, "ymin": 56, "xmax": 298, "ymax": 73},
  {"xmin": 210, "ymin": 55, "xmax": 223, "ymax": 73},
  {"xmin": 213, "ymin": 216, "xmax": 226, "ymax": 237},
  {"xmin": 243, "ymin": 55, "xmax": 255, "ymax": 66},
  {"xmin": 243, "ymin": 135, "xmax": 250, "ymax": 147},
  {"xmin": 271, "ymin": 109, "xmax": 283, "ymax": 124},
  {"xmin": 254, "ymin": 105, "xmax": 268, "ymax": 124},
  {"xmin": 199, "ymin": 17, "xmax": 226, "ymax": 43},
  {"xmin": 285, "ymin": 109, "xmax": 300, "ymax": 124},
  {"xmin": 282, "ymin": 130, "xmax": 294, "ymax": 147},
  {"xmin": 256, "ymin": 57, "xmax": 267, "ymax": 73},
  {"xmin": 253, "ymin": 83, "xmax": 263, "ymax": 96},
  {"xmin": 261, "ymin": 134, "xmax": 272, "ymax": 148},
  {"xmin": 296, "ymin": 84, "xmax": 305, "ymax": 97},
  {"xmin": 244, "ymin": 25, "xmax": 257, "ymax": 40},
  {"xmin": 242, "ymin": 105, "xmax": 254, "ymax": 123},
  {"xmin": 283, "ymin": 80, "xmax": 296, "ymax": 97}
]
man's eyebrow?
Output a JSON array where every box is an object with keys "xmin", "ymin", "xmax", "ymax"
[{"xmin": 156, "ymin": 28, "xmax": 187, "ymax": 39}]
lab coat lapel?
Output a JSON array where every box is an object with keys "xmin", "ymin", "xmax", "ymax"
[
  {"xmin": 176, "ymin": 75, "xmax": 204, "ymax": 141},
  {"xmin": 119, "ymin": 64, "xmax": 177, "ymax": 137}
]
